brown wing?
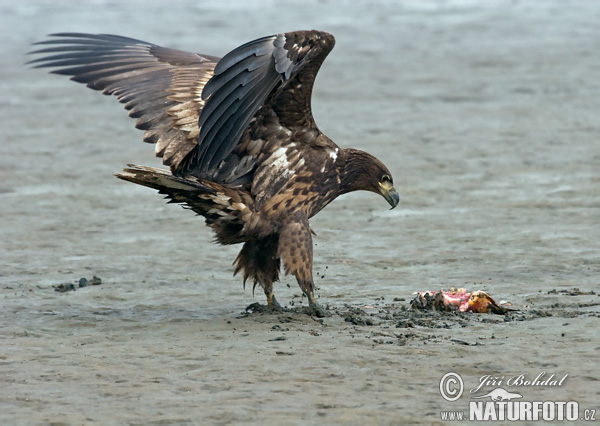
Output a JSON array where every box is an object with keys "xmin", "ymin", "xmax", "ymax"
[
  {"xmin": 28, "ymin": 33, "xmax": 218, "ymax": 171},
  {"xmin": 183, "ymin": 30, "xmax": 336, "ymax": 180}
]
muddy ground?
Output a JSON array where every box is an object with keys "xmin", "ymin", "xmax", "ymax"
[{"xmin": 1, "ymin": 0, "xmax": 599, "ymax": 424}]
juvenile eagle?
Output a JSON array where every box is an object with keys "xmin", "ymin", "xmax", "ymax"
[{"xmin": 30, "ymin": 31, "xmax": 399, "ymax": 316}]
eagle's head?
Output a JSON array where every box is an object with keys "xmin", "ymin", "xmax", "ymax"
[{"xmin": 341, "ymin": 149, "xmax": 399, "ymax": 209}]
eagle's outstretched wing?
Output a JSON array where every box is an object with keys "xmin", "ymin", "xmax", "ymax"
[
  {"xmin": 28, "ymin": 33, "xmax": 218, "ymax": 171},
  {"xmin": 187, "ymin": 30, "xmax": 336, "ymax": 177},
  {"xmin": 29, "ymin": 31, "xmax": 336, "ymax": 185}
]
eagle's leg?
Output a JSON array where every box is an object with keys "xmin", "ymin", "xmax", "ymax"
[
  {"xmin": 234, "ymin": 236, "xmax": 283, "ymax": 311},
  {"xmin": 278, "ymin": 215, "xmax": 329, "ymax": 318},
  {"xmin": 303, "ymin": 286, "xmax": 325, "ymax": 316},
  {"xmin": 266, "ymin": 290, "xmax": 282, "ymax": 308},
  {"xmin": 260, "ymin": 278, "xmax": 282, "ymax": 309},
  {"xmin": 299, "ymin": 280, "xmax": 327, "ymax": 318}
]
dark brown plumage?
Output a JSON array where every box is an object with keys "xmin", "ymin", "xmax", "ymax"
[{"xmin": 29, "ymin": 30, "xmax": 399, "ymax": 316}]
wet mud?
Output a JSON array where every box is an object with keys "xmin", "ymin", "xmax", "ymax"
[{"xmin": 2, "ymin": 0, "xmax": 599, "ymax": 423}]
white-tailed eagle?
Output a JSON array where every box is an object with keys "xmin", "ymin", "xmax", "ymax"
[{"xmin": 29, "ymin": 31, "xmax": 399, "ymax": 316}]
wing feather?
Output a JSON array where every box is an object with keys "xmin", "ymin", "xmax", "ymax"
[
  {"xmin": 187, "ymin": 30, "xmax": 336, "ymax": 178},
  {"xmin": 31, "ymin": 31, "xmax": 337, "ymax": 188},
  {"xmin": 205, "ymin": 71, "xmax": 280, "ymax": 167},
  {"xmin": 28, "ymin": 33, "xmax": 218, "ymax": 171}
]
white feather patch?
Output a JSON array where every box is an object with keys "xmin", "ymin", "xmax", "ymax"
[
  {"xmin": 213, "ymin": 193, "xmax": 232, "ymax": 205},
  {"xmin": 266, "ymin": 147, "xmax": 294, "ymax": 178},
  {"xmin": 252, "ymin": 145, "xmax": 298, "ymax": 201}
]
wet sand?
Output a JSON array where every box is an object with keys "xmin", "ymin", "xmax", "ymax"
[{"xmin": 2, "ymin": 1, "xmax": 599, "ymax": 423}]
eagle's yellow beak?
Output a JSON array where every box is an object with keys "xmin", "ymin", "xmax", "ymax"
[{"xmin": 379, "ymin": 181, "xmax": 399, "ymax": 209}]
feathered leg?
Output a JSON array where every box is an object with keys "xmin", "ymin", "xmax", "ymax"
[
  {"xmin": 234, "ymin": 235, "xmax": 282, "ymax": 310},
  {"xmin": 278, "ymin": 214, "xmax": 328, "ymax": 317}
]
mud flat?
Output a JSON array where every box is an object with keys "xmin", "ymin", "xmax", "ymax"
[{"xmin": 2, "ymin": 1, "xmax": 599, "ymax": 423}]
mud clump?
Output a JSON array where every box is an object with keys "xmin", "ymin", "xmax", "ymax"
[
  {"xmin": 54, "ymin": 283, "xmax": 76, "ymax": 293},
  {"xmin": 53, "ymin": 276, "xmax": 102, "ymax": 292},
  {"xmin": 77, "ymin": 276, "xmax": 102, "ymax": 287}
]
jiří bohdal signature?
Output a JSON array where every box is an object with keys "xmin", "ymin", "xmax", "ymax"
[{"xmin": 470, "ymin": 372, "xmax": 568, "ymax": 394}]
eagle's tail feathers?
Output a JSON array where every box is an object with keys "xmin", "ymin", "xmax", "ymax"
[
  {"xmin": 115, "ymin": 164, "xmax": 250, "ymax": 245},
  {"xmin": 115, "ymin": 164, "xmax": 215, "ymax": 194}
]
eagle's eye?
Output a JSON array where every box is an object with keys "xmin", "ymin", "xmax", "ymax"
[{"xmin": 381, "ymin": 174, "xmax": 391, "ymax": 184}]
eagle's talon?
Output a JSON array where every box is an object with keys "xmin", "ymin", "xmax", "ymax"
[
  {"xmin": 306, "ymin": 301, "xmax": 329, "ymax": 318},
  {"xmin": 304, "ymin": 291, "xmax": 330, "ymax": 318},
  {"xmin": 267, "ymin": 293, "xmax": 282, "ymax": 309}
]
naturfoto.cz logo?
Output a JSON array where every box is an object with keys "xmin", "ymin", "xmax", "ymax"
[{"xmin": 439, "ymin": 371, "xmax": 596, "ymax": 422}]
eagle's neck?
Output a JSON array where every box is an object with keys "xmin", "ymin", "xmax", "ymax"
[{"xmin": 338, "ymin": 148, "xmax": 379, "ymax": 194}]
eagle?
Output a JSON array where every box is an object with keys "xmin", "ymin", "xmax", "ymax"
[{"xmin": 29, "ymin": 30, "xmax": 399, "ymax": 317}]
